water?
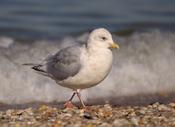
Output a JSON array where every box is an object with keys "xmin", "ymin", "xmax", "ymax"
[
  {"xmin": 0, "ymin": 30, "xmax": 175, "ymax": 105},
  {"xmin": 0, "ymin": 0, "xmax": 175, "ymax": 39},
  {"xmin": 0, "ymin": 0, "xmax": 175, "ymax": 105}
]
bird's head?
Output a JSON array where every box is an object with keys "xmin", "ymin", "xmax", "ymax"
[{"xmin": 87, "ymin": 28, "xmax": 119, "ymax": 49}]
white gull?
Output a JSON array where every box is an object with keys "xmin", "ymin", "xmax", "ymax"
[{"xmin": 31, "ymin": 28, "xmax": 119, "ymax": 108}]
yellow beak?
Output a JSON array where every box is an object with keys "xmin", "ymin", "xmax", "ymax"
[{"xmin": 109, "ymin": 42, "xmax": 120, "ymax": 49}]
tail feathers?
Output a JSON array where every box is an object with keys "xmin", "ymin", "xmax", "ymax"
[
  {"xmin": 22, "ymin": 63, "xmax": 40, "ymax": 66},
  {"xmin": 32, "ymin": 64, "xmax": 46, "ymax": 73},
  {"xmin": 23, "ymin": 63, "xmax": 52, "ymax": 78}
]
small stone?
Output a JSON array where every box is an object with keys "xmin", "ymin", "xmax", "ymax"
[
  {"xmin": 83, "ymin": 112, "xmax": 93, "ymax": 119},
  {"xmin": 139, "ymin": 109, "xmax": 146, "ymax": 115},
  {"xmin": 66, "ymin": 113, "xmax": 73, "ymax": 117},
  {"xmin": 86, "ymin": 123, "xmax": 96, "ymax": 127},
  {"xmin": 27, "ymin": 121, "xmax": 33, "ymax": 125},
  {"xmin": 99, "ymin": 122, "xmax": 111, "ymax": 127},
  {"xmin": 16, "ymin": 110, "xmax": 24, "ymax": 116},
  {"xmin": 25, "ymin": 108, "xmax": 34, "ymax": 115},
  {"xmin": 6, "ymin": 109, "xmax": 14, "ymax": 116},
  {"xmin": 158, "ymin": 104, "xmax": 169, "ymax": 111},
  {"xmin": 169, "ymin": 103, "xmax": 175, "ymax": 108},
  {"xmin": 15, "ymin": 123, "xmax": 21, "ymax": 127},
  {"xmin": 98, "ymin": 108, "xmax": 112, "ymax": 118},
  {"xmin": 38, "ymin": 105, "xmax": 49, "ymax": 112},
  {"xmin": 113, "ymin": 119, "xmax": 130, "ymax": 127},
  {"xmin": 152, "ymin": 102, "xmax": 160, "ymax": 108},
  {"xmin": 52, "ymin": 120, "xmax": 62, "ymax": 127},
  {"xmin": 104, "ymin": 104, "xmax": 112, "ymax": 110},
  {"xmin": 130, "ymin": 117, "xmax": 139, "ymax": 126}
]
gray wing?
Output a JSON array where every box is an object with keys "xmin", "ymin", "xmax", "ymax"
[{"xmin": 46, "ymin": 45, "xmax": 82, "ymax": 80}]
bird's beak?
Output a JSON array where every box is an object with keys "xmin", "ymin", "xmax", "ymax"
[{"xmin": 109, "ymin": 42, "xmax": 120, "ymax": 49}]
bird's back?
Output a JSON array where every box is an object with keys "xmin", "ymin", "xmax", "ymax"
[{"xmin": 46, "ymin": 44, "xmax": 82, "ymax": 80}]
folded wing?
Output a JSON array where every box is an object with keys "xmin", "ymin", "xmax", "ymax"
[{"xmin": 46, "ymin": 45, "xmax": 82, "ymax": 80}]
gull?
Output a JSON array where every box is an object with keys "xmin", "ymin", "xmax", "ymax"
[{"xmin": 30, "ymin": 28, "xmax": 119, "ymax": 108}]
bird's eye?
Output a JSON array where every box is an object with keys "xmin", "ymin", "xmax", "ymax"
[{"xmin": 101, "ymin": 36, "xmax": 107, "ymax": 41}]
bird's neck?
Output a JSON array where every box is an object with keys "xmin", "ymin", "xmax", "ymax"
[
  {"xmin": 87, "ymin": 40, "xmax": 107, "ymax": 52},
  {"xmin": 86, "ymin": 44, "xmax": 110, "ymax": 57}
]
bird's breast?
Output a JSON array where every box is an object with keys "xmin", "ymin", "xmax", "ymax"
[
  {"xmin": 57, "ymin": 48, "xmax": 113, "ymax": 89},
  {"xmin": 86, "ymin": 50, "xmax": 113, "ymax": 81}
]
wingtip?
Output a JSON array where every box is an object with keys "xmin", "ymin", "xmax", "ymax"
[{"xmin": 22, "ymin": 63, "xmax": 40, "ymax": 66}]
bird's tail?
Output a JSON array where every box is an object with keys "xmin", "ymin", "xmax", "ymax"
[{"xmin": 22, "ymin": 63, "xmax": 52, "ymax": 78}]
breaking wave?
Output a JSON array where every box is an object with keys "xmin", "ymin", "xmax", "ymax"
[{"xmin": 0, "ymin": 30, "xmax": 175, "ymax": 105}]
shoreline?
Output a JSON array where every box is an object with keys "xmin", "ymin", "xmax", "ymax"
[{"xmin": 0, "ymin": 91, "xmax": 175, "ymax": 111}]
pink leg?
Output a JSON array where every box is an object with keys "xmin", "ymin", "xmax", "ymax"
[
  {"xmin": 76, "ymin": 89, "xmax": 86, "ymax": 108},
  {"xmin": 68, "ymin": 92, "xmax": 76, "ymax": 101},
  {"xmin": 64, "ymin": 92, "xmax": 76, "ymax": 108}
]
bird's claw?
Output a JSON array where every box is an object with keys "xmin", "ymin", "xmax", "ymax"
[{"xmin": 64, "ymin": 101, "xmax": 75, "ymax": 108}]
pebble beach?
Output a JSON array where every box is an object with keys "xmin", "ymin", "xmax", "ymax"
[{"xmin": 0, "ymin": 102, "xmax": 175, "ymax": 127}]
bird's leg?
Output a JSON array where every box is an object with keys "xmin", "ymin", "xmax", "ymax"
[
  {"xmin": 68, "ymin": 92, "xmax": 76, "ymax": 102},
  {"xmin": 76, "ymin": 89, "xmax": 86, "ymax": 108},
  {"xmin": 64, "ymin": 92, "xmax": 76, "ymax": 108}
]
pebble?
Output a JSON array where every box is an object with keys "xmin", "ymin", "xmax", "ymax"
[
  {"xmin": 0, "ymin": 103, "xmax": 175, "ymax": 126},
  {"xmin": 112, "ymin": 119, "xmax": 130, "ymax": 127}
]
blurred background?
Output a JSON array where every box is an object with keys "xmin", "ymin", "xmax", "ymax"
[
  {"xmin": 0, "ymin": 0, "xmax": 175, "ymax": 105},
  {"xmin": 0, "ymin": 0, "xmax": 175, "ymax": 40}
]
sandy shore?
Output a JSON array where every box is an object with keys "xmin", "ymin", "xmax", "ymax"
[{"xmin": 0, "ymin": 102, "xmax": 175, "ymax": 127}]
